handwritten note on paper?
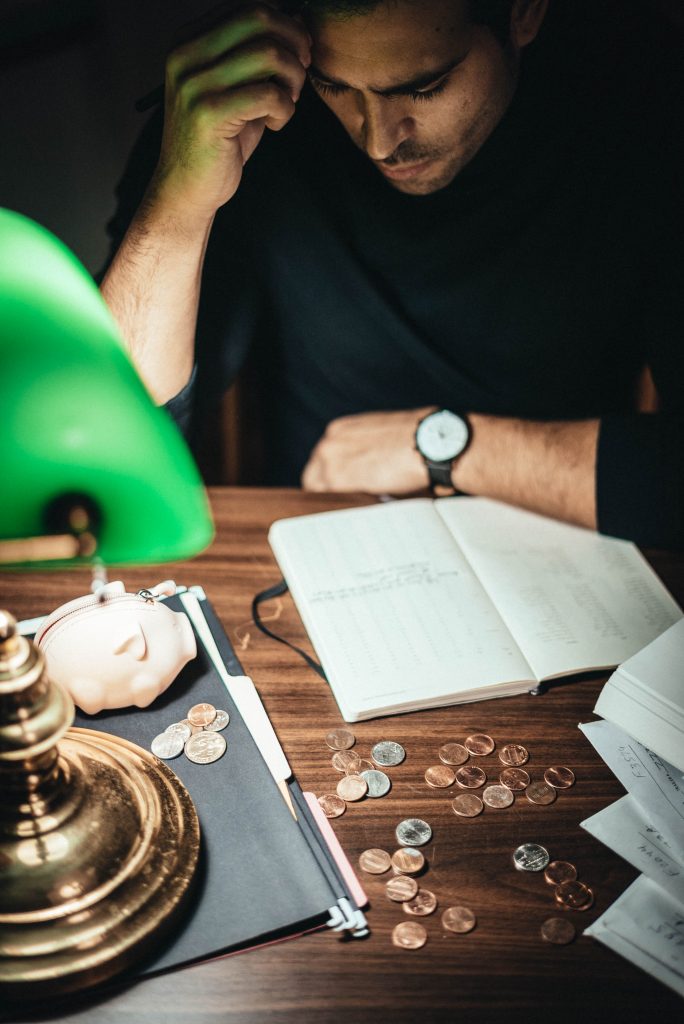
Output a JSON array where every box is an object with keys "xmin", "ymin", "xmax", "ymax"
[
  {"xmin": 580, "ymin": 720, "xmax": 684, "ymax": 862},
  {"xmin": 439, "ymin": 498, "xmax": 682, "ymax": 681},
  {"xmin": 581, "ymin": 795, "xmax": 684, "ymax": 905},
  {"xmin": 585, "ymin": 876, "xmax": 684, "ymax": 997},
  {"xmin": 270, "ymin": 499, "xmax": 534, "ymax": 716}
]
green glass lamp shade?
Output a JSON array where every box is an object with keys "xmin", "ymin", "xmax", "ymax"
[{"xmin": 0, "ymin": 208, "xmax": 214, "ymax": 564}]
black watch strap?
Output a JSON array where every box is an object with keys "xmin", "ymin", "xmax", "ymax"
[{"xmin": 425, "ymin": 459, "xmax": 455, "ymax": 491}]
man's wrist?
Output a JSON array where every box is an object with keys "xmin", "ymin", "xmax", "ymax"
[
  {"xmin": 139, "ymin": 176, "xmax": 217, "ymax": 245},
  {"xmin": 415, "ymin": 408, "xmax": 472, "ymax": 494}
]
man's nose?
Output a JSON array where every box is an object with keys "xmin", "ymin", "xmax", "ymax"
[{"xmin": 359, "ymin": 95, "xmax": 412, "ymax": 160}]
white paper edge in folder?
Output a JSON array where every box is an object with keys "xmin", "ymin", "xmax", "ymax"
[{"xmin": 179, "ymin": 591, "xmax": 292, "ymax": 784}]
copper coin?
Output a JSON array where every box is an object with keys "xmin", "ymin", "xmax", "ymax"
[
  {"xmin": 500, "ymin": 767, "xmax": 530, "ymax": 791},
  {"xmin": 544, "ymin": 765, "xmax": 576, "ymax": 790},
  {"xmin": 392, "ymin": 921, "xmax": 427, "ymax": 949},
  {"xmin": 325, "ymin": 728, "xmax": 356, "ymax": 750},
  {"xmin": 386, "ymin": 875, "xmax": 419, "ymax": 903},
  {"xmin": 544, "ymin": 860, "xmax": 578, "ymax": 886},
  {"xmin": 187, "ymin": 702, "xmax": 217, "ymax": 727},
  {"xmin": 425, "ymin": 764, "xmax": 456, "ymax": 788},
  {"xmin": 482, "ymin": 784, "xmax": 514, "ymax": 809},
  {"xmin": 499, "ymin": 743, "xmax": 529, "ymax": 766},
  {"xmin": 526, "ymin": 780, "xmax": 557, "ymax": 805},
  {"xmin": 403, "ymin": 889, "xmax": 438, "ymax": 917},
  {"xmin": 464, "ymin": 733, "xmax": 495, "ymax": 756},
  {"xmin": 541, "ymin": 917, "xmax": 577, "ymax": 945},
  {"xmin": 441, "ymin": 906, "xmax": 477, "ymax": 934},
  {"xmin": 331, "ymin": 750, "xmax": 361, "ymax": 773},
  {"xmin": 347, "ymin": 757, "xmax": 374, "ymax": 775},
  {"xmin": 451, "ymin": 793, "xmax": 484, "ymax": 818},
  {"xmin": 318, "ymin": 793, "xmax": 346, "ymax": 818},
  {"xmin": 336, "ymin": 775, "xmax": 368, "ymax": 801},
  {"xmin": 554, "ymin": 880, "xmax": 594, "ymax": 911},
  {"xmin": 438, "ymin": 742, "xmax": 469, "ymax": 766},
  {"xmin": 358, "ymin": 848, "xmax": 391, "ymax": 874},
  {"xmin": 455, "ymin": 765, "xmax": 487, "ymax": 789},
  {"xmin": 391, "ymin": 848, "xmax": 425, "ymax": 875}
]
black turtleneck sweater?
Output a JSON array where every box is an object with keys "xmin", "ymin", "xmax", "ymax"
[{"xmin": 106, "ymin": 0, "xmax": 683, "ymax": 548}]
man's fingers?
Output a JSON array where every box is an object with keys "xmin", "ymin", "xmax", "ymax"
[
  {"xmin": 204, "ymin": 81, "xmax": 296, "ymax": 134},
  {"xmin": 169, "ymin": 3, "xmax": 311, "ymax": 79},
  {"xmin": 180, "ymin": 37, "xmax": 308, "ymax": 106}
]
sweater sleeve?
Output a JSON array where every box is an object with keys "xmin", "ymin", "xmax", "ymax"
[
  {"xmin": 162, "ymin": 364, "xmax": 198, "ymax": 439},
  {"xmin": 596, "ymin": 412, "xmax": 684, "ymax": 549}
]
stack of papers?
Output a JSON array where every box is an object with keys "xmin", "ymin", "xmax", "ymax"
[
  {"xmin": 593, "ymin": 619, "xmax": 684, "ymax": 773},
  {"xmin": 580, "ymin": 720, "xmax": 684, "ymax": 996}
]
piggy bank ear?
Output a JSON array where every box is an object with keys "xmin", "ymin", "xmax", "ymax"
[{"xmin": 112, "ymin": 620, "xmax": 147, "ymax": 661}]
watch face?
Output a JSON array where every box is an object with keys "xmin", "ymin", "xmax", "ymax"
[{"xmin": 416, "ymin": 410, "xmax": 469, "ymax": 462}]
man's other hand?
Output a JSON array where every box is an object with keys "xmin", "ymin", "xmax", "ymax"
[{"xmin": 301, "ymin": 408, "xmax": 433, "ymax": 493}]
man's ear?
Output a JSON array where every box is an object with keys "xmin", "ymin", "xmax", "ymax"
[{"xmin": 510, "ymin": 0, "xmax": 549, "ymax": 48}]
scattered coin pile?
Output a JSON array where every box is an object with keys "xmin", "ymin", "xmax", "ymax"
[
  {"xmin": 512, "ymin": 843, "xmax": 595, "ymax": 944},
  {"xmin": 150, "ymin": 702, "xmax": 229, "ymax": 765},
  {"xmin": 317, "ymin": 729, "xmax": 405, "ymax": 817},
  {"xmin": 357, "ymin": 816, "xmax": 477, "ymax": 951},
  {"xmin": 317, "ymin": 725, "xmax": 589, "ymax": 950},
  {"xmin": 421, "ymin": 734, "xmax": 577, "ymax": 818}
]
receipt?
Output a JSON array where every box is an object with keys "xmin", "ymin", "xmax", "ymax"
[
  {"xmin": 581, "ymin": 794, "xmax": 684, "ymax": 905},
  {"xmin": 585, "ymin": 875, "xmax": 684, "ymax": 997},
  {"xmin": 579, "ymin": 719, "xmax": 684, "ymax": 862}
]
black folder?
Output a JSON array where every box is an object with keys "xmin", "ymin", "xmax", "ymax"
[{"xmin": 69, "ymin": 589, "xmax": 362, "ymax": 975}]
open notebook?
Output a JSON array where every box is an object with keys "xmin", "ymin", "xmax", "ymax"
[
  {"xmin": 268, "ymin": 497, "xmax": 682, "ymax": 721},
  {"xmin": 21, "ymin": 588, "xmax": 366, "ymax": 980}
]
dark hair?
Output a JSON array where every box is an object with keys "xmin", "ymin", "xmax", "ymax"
[{"xmin": 288, "ymin": 1, "xmax": 517, "ymax": 46}]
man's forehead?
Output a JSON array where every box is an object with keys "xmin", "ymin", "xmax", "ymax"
[{"xmin": 307, "ymin": 0, "xmax": 473, "ymax": 85}]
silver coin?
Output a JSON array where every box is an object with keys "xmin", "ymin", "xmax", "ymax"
[
  {"xmin": 165, "ymin": 721, "xmax": 192, "ymax": 743},
  {"xmin": 513, "ymin": 842, "xmax": 550, "ymax": 872},
  {"xmin": 371, "ymin": 740, "xmax": 406, "ymax": 767},
  {"xmin": 151, "ymin": 731, "xmax": 185, "ymax": 759},
  {"xmin": 204, "ymin": 709, "xmax": 230, "ymax": 732},
  {"xmin": 395, "ymin": 818, "xmax": 432, "ymax": 847},
  {"xmin": 185, "ymin": 731, "xmax": 227, "ymax": 765},
  {"xmin": 360, "ymin": 769, "xmax": 391, "ymax": 798}
]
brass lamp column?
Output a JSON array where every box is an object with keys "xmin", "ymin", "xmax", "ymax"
[{"xmin": 0, "ymin": 611, "xmax": 200, "ymax": 996}]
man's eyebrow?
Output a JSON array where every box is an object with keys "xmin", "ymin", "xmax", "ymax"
[{"xmin": 308, "ymin": 53, "xmax": 470, "ymax": 96}]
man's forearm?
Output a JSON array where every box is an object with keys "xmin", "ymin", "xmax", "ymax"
[
  {"xmin": 100, "ymin": 199, "xmax": 213, "ymax": 405},
  {"xmin": 454, "ymin": 414, "xmax": 599, "ymax": 529}
]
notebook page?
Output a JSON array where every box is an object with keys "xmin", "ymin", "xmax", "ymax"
[
  {"xmin": 436, "ymin": 498, "xmax": 682, "ymax": 682},
  {"xmin": 269, "ymin": 499, "xmax": 534, "ymax": 720}
]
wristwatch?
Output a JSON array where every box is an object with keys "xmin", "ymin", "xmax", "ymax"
[{"xmin": 415, "ymin": 409, "xmax": 471, "ymax": 492}]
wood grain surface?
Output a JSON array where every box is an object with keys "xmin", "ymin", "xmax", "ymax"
[{"xmin": 1, "ymin": 488, "xmax": 682, "ymax": 1024}]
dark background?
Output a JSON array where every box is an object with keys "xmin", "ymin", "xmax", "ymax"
[
  {"xmin": 2, "ymin": 0, "xmax": 684, "ymax": 276},
  {"xmin": 1, "ymin": 0, "xmax": 201, "ymax": 272}
]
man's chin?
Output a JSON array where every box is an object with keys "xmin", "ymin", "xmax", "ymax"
[{"xmin": 377, "ymin": 157, "xmax": 459, "ymax": 195}]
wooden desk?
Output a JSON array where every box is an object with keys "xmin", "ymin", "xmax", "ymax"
[{"xmin": 2, "ymin": 488, "xmax": 682, "ymax": 1023}]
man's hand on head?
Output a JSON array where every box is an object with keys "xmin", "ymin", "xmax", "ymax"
[
  {"xmin": 301, "ymin": 408, "xmax": 434, "ymax": 494},
  {"xmin": 150, "ymin": 2, "xmax": 312, "ymax": 224}
]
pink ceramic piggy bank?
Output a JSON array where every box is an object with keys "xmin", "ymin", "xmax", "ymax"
[{"xmin": 35, "ymin": 581, "xmax": 196, "ymax": 714}]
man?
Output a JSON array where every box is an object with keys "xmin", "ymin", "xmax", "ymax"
[{"xmin": 101, "ymin": 0, "xmax": 683, "ymax": 547}]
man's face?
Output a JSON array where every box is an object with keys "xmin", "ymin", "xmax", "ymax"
[{"xmin": 306, "ymin": 0, "xmax": 521, "ymax": 195}]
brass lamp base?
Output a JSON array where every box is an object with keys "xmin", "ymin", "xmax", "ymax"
[{"xmin": 0, "ymin": 613, "xmax": 200, "ymax": 996}]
